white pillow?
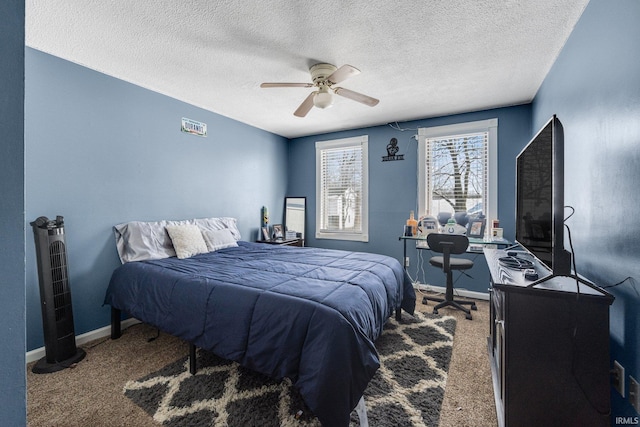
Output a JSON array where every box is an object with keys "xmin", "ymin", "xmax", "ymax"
[
  {"xmin": 202, "ymin": 228, "xmax": 239, "ymax": 252},
  {"xmin": 113, "ymin": 220, "xmax": 177, "ymax": 263},
  {"xmin": 165, "ymin": 224, "xmax": 208, "ymax": 259},
  {"xmin": 113, "ymin": 217, "xmax": 241, "ymax": 263}
]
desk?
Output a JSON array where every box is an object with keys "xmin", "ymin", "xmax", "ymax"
[{"xmin": 398, "ymin": 234, "xmax": 511, "ymax": 267}]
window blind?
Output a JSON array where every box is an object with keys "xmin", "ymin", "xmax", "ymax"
[
  {"xmin": 315, "ymin": 135, "xmax": 368, "ymax": 242},
  {"xmin": 318, "ymin": 145, "xmax": 363, "ymax": 232}
]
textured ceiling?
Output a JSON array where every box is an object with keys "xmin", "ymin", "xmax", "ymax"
[{"xmin": 26, "ymin": 0, "xmax": 589, "ymax": 139}]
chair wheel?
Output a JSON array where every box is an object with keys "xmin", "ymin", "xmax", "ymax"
[
  {"xmin": 471, "ymin": 304, "xmax": 477, "ymax": 311},
  {"xmin": 433, "ymin": 308, "xmax": 439, "ymax": 314},
  {"xmin": 465, "ymin": 313, "xmax": 473, "ymax": 320}
]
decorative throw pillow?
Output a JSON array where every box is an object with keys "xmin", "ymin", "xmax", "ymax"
[
  {"xmin": 202, "ymin": 228, "xmax": 239, "ymax": 252},
  {"xmin": 165, "ymin": 224, "xmax": 208, "ymax": 259}
]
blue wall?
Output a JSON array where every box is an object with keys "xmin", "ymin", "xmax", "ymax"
[
  {"xmin": 24, "ymin": 48, "xmax": 289, "ymax": 351},
  {"xmin": 288, "ymin": 105, "xmax": 532, "ymax": 293},
  {"xmin": 532, "ymin": 0, "xmax": 640, "ymax": 419},
  {"xmin": 0, "ymin": 1, "xmax": 26, "ymax": 424},
  {"xmin": 16, "ymin": 0, "xmax": 639, "ymax": 422}
]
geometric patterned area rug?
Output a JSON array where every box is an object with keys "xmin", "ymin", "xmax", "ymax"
[{"xmin": 124, "ymin": 311, "xmax": 456, "ymax": 427}]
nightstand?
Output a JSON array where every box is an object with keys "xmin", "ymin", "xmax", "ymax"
[{"xmin": 257, "ymin": 238, "xmax": 303, "ymax": 247}]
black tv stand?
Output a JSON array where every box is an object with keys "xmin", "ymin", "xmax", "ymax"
[{"xmin": 484, "ymin": 248, "xmax": 614, "ymax": 427}]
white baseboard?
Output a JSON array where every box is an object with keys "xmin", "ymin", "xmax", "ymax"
[
  {"xmin": 26, "ymin": 318, "xmax": 141, "ymax": 364},
  {"xmin": 413, "ymin": 282, "xmax": 490, "ymax": 301}
]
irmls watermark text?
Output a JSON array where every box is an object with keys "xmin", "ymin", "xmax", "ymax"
[{"xmin": 615, "ymin": 416, "xmax": 639, "ymax": 425}]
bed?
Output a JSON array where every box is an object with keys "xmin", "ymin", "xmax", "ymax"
[{"xmin": 104, "ymin": 217, "xmax": 416, "ymax": 426}]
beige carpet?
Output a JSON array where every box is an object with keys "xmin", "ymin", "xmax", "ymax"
[
  {"xmin": 433, "ymin": 298, "xmax": 497, "ymax": 427},
  {"xmin": 27, "ymin": 296, "xmax": 496, "ymax": 427}
]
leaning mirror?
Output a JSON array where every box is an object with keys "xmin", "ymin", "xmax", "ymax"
[{"xmin": 284, "ymin": 197, "xmax": 306, "ymax": 244}]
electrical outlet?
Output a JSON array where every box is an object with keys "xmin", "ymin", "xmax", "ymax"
[
  {"xmin": 613, "ymin": 361, "xmax": 625, "ymax": 397},
  {"xmin": 630, "ymin": 375, "xmax": 639, "ymax": 414}
]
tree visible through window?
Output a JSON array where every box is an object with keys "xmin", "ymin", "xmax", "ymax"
[
  {"xmin": 428, "ymin": 133, "xmax": 486, "ymax": 215},
  {"xmin": 418, "ymin": 119, "xmax": 497, "ymax": 227}
]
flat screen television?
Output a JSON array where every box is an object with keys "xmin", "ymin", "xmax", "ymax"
[{"xmin": 515, "ymin": 115, "xmax": 571, "ymax": 276}]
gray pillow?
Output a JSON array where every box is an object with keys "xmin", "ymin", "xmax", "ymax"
[{"xmin": 202, "ymin": 228, "xmax": 239, "ymax": 252}]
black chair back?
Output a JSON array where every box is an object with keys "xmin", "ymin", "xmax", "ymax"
[
  {"xmin": 426, "ymin": 233, "xmax": 469, "ymax": 255},
  {"xmin": 422, "ymin": 233, "xmax": 477, "ymax": 319}
]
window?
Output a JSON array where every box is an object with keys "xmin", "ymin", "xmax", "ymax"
[
  {"xmin": 316, "ymin": 135, "xmax": 369, "ymax": 242},
  {"xmin": 418, "ymin": 119, "xmax": 497, "ymax": 231}
]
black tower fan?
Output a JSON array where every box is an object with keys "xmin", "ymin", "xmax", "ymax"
[{"xmin": 30, "ymin": 216, "xmax": 85, "ymax": 373}]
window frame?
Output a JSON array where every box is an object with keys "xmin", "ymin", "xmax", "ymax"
[
  {"xmin": 417, "ymin": 119, "xmax": 498, "ymax": 230},
  {"xmin": 315, "ymin": 135, "xmax": 369, "ymax": 242}
]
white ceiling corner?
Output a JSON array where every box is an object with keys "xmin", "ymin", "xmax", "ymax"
[{"xmin": 25, "ymin": 0, "xmax": 590, "ymax": 139}]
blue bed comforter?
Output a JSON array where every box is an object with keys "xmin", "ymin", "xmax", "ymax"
[{"xmin": 104, "ymin": 241, "xmax": 415, "ymax": 426}]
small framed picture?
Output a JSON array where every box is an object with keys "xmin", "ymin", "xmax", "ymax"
[
  {"xmin": 272, "ymin": 224, "xmax": 284, "ymax": 239},
  {"xmin": 261, "ymin": 227, "xmax": 270, "ymax": 241},
  {"xmin": 467, "ymin": 218, "xmax": 486, "ymax": 238}
]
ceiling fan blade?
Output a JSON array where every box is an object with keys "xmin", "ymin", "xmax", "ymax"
[
  {"xmin": 333, "ymin": 87, "xmax": 379, "ymax": 107},
  {"xmin": 327, "ymin": 65, "xmax": 360, "ymax": 85},
  {"xmin": 294, "ymin": 92, "xmax": 316, "ymax": 117},
  {"xmin": 260, "ymin": 83, "xmax": 313, "ymax": 88}
]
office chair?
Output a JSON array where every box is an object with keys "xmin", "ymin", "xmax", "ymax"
[{"xmin": 423, "ymin": 233, "xmax": 477, "ymax": 320}]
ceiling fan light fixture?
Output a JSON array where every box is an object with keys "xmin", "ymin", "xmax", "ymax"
[
  {"xmin": 313, "ymin": 87, "xmax": 333, "ymax": 109},
  {"xmin": 261, "ymin": 64, "xmax": 377, "ymax": 117}
]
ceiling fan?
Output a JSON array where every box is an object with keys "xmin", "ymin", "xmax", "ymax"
[{"xmin": 260, "ymin": 63, "xmax": 380, "ymax": 117}]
